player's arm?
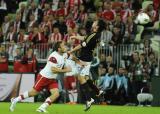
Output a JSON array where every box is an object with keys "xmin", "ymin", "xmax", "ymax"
[
  {"xmin": 48, "ymin": 56, "xmax": 71, "ymax": 73},
  {"xmin": 70, "ymin": 35, "xmax": 85, "ymax": 41},
  {"xmin": 68, "ymin": 44, "xmax": 82, "ymax": 54},
  {"xmin": 51, "ymin": 66, "xmax": 71, "ymax": 73},
  {"xmin": 68, "ymin": 54, "xmax": 87, "ymax": 66},
  {"xmin": 69, "ymin": 33, "xmax": 96, "ymax": 54}
]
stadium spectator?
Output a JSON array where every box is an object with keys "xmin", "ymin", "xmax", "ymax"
[
  {"xmin": 26, "ymin": 2, "xmax": 43, "ymax": 24},
  {"xmin": 53, "ymin": 16, "xmax": 67, "ymax": 35},
  {"xmin": 27, "ymin": 14, "xmax": 38, "ymax": 32},
  {"xmin": 114, "ymin": 67, "xmax": 129, "ymax": 105},
  {"xmin": 42, "ymin": 2, "xmax": 53, "ymax": 16},
  {"xmin": 16, "ymin": 2, "xmax": 28, "ymax": 24},
  {"xmin": 90, "ymin": 53, "xmax": 100, "ymax": 81},
  {"xmin": 28, "ymin": 27, "xmax": 45, "ymax": 44},
  {"xmin": 5, "ymin": 26, "xmax": 17, "ymax": 43},
  {"xmin": 120, "ymin": 3, "xmax": 132, "ymax": 23},
  {"xmin": 48, "ymin": 26, "xmax": 63, "ymax": 44},
  {"xmin": 148, "ymin": 52, "xmax": 158, "ymax": 77},
  {"xmin": 113, "ymin": 14, "xmax": 125, "ymax": 40},
  {"xmin": 77, "ymin": 5, "xmax": 88, "ymax": 25},
  {"xmin": 123, "ymin": 16, "xmax": 137, "ymax": 44},
  {"xmin": 98, "ymin": 62, "xmax": 107, "ymax": 78},
  {"xmin": 17, "ymin": 29, "xmax": 26, "ymax": 43},
  {"xmin": 145, "ymin": 4, "xmax": 157, "ymax": 23},
  {"xmin": 42, "ymin": 25, "xmax": 50, "ymax": 42},
  {"xmin": 128, "ymin": 51, "xmax": 145, "ymax": 103},
  {"xmin": 26, "ymin": 48, "xmax": 37, "ymax": 72},
  {"xmin": 143, "ymin": 39, "xmax": 153, "ymax": 56},
  {"xmin": 0, "ymin": 44, "xmax": 9, "ymax": 72},
  {"xmin": 100, "ymin": 22, "xmax": 113, "ymax": 46},
  {"xmin": 55, "ymin": 1, "xmax": 68, "ymax": 17},
  {"xmin": 14, "ymin": 47, "xmax": 22, "ymax": 61},
  {"xmin": 109, "ymin": 26, "xmax": 122, "ymax": 45},
  {"xmin": 1, "ymin": 15, "xmax": 11, "ymax": 37},
  {"xmin": 98, "ymin": 65, "xmax": 115, "ymax": 104},
  {"xmin": 12, "ymin": 14, "xmax": 25, "ymax": 33},
  {"xmin": 101, "ymin": 1, "xmax": 116, "ymax": 22}
]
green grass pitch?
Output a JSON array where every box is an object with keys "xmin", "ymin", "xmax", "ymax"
[{"xmin": 0, "ymin": 102, "xmax": 160, "ymax": 114}]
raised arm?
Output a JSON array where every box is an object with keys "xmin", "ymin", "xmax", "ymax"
[
  {"xmin": 70, "ymin": 35, "xmax": 85, "ymax": 41},
  {"xmin": 68, "ymin": 44, "xmax": 82, "ymax": 54}
]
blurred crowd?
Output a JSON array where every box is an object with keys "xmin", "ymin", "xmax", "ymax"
[{"xmin": 0, "ymin": 0, "xmax": 160, "ymax": 105}]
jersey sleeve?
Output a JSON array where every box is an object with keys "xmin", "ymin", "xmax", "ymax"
[{"xmin": 81, "ymin": 33, "xmax": 96, "ymax": 47}]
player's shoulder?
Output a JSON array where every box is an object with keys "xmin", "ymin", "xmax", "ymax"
[{"xmin": 48, "ymin": 51, "xmax": 61, "ymax": 59}]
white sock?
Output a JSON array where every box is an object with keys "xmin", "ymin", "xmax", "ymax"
[
  {"xmin": 68, "ymin": 91, "xmax": 74, "ymax": 102},
  {"xmin": 14, "ymin": 91, "xmax": 29, "ymax": 102},
  {"xmin": 72, "ymin": 90, "xmax": 78, "ymax": 102},
  {"xmin": 41, "ymin": 97, "xmax": 52, "ymax": 109}
]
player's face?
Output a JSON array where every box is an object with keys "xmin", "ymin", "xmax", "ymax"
[
  {"xmin": 91, "ymin": 20, "xmax": 98, "ymax": 32},
  {"xmin": 59, "ymin": 42, "xmax": 67, "ymax": 53}
]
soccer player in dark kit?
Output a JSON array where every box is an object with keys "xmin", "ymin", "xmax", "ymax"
[{"xmin": 68, "ymin": 19, "xmax": 106, "ymax": 111}]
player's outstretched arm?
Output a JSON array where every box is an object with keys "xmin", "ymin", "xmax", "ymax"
[
  {"xmin": 51, "ymin": 66, "xmax": 71, "ymax": 73},
  {"xmin": 70, "ymin": 35, "xmax": 85, "ymax": 41},
  {"xmin": 68, "ymin": 44, "xmax": 82, "ymax": 54}
]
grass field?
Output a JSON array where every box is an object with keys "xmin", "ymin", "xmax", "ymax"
[{"xmin": 0, "ymin": 103, "xmax": 160, "ymax": 114}]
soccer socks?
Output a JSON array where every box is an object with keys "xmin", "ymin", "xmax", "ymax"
[
  {"xmin": 14, "ymin": 91, "xmax": 29, "ymax": 102},
  {"xmin": 40, "ymin": 97, "xmax": 52, "ymax": 109},
  {"xmin": 80, "ymin": 83, "xmax": 92, "ymax": 101},
  {"xmin": 68, "ymin": 90, "xmax": 78, "ymax": 103},
  {"xmin": 87, "ymin": 79, "xmax": 99, "ymax": 95}
]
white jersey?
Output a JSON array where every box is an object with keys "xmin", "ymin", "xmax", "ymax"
[
  {"xmin": 65, "ymin": 59, "xmax": 78, "ymax": 76},
  {"xmin": 40, "ymin": 51, "xmax": 65, "ymax": 79}
]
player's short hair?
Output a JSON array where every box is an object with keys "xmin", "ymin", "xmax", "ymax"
[
  {"xmin": 97, "ymin": 19, "xmax": 106, "ymax": 32},
  {"xmin": 53, "ymin": 41, "xmax": 62, "ymax": 52}
]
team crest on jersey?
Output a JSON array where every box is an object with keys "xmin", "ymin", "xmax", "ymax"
[{"xmin": 49, "ymin": 57, "xmax": 57, "ymax": 63}]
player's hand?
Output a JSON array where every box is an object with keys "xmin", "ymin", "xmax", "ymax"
[
  {"xmin": 51, "ymin": 67, "xmax": 60, "ymax": 73},
  {"xmin": 65, "ymin": 66, "xmax": 72, "ymax": 72},
  {"xmin": 67, "ymin": 51, "xmax": 72, "ymax": 54},
  {"xmin": 70, "ymin": 36, "xmax": 76, "ymax": 39}
]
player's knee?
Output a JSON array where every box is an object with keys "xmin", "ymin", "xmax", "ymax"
[
  {"xmin": 51, "ymin": 89, "xmax": 60, "ymax": 98},
  {"xmin": 55, "ymin": 90, "xmax": 60, "ymax": 98}
]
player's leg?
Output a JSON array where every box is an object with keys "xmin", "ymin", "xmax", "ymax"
[
  {"xmin": 37, "ymin": 79, "xmax": 59, "ymax": 113},
  {"xmin": 10, "ymin": 88, "xmax": 39, "ymax": 112},
  {"xmin": 85, "ymin": 76, "xmax": 103, "ymax": 96},
  {"xmin": 78, "ymin": 76, "xmax": 94, "ymax": 111},
  {"xmin": 78, "ymin": 63, "xmax": 95, "ymax": 111},
  {"xmin": 10, "ymin": 74, "xmax": 44, "ymax": 112}
]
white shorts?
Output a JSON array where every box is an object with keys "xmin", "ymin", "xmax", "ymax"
[{"xmin": 76, "ymin": 60, "xmax": 91, "ymax": 77}]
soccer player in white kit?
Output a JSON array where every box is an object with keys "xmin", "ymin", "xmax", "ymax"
[
  {"xmin": 10, "ymin": 41, "xmax": 72, "ymax": 113},
  {"xmin": 64, "ymin": 58, "xmax": 79, "ymax": 104}
]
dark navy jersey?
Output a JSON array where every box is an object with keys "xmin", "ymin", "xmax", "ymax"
[{"xmin": 78, "ymin": 32, "xmax": 101, "ymax": 62}]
